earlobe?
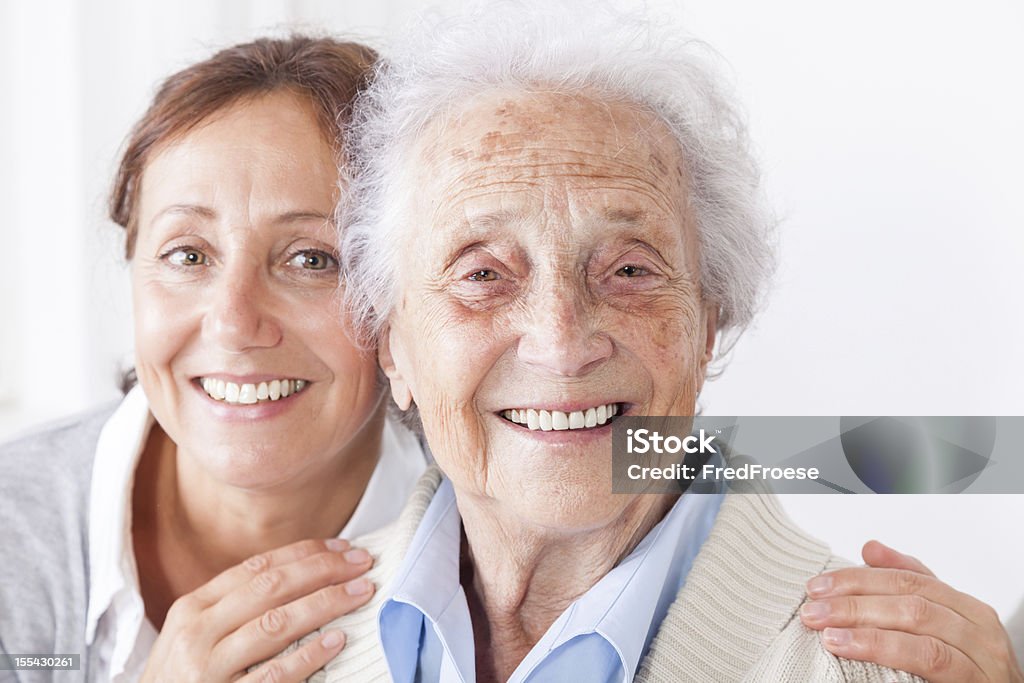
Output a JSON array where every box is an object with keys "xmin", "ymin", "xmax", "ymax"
[{"xmin": 378, "ymin": 327, "xmax": 413, "ymax": 411}]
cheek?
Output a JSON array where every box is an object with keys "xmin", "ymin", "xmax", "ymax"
[
  {"xmin": 404, "ymin": 295, "xmax": 510, "ymax": 401},
  {"xmin": 132, "ymin": 280, "xmax": 194, "ymax": 375},
  {"xmin": 306, "ymin": 313, "xmax": 375, "ymax": 378},
  {"xmin": 615, "ymin": 294, "xmax": 706, "ymax": 403},
  {"xmin": 396, "ymin": 300, "xmax": 508, "ymax": 481}
]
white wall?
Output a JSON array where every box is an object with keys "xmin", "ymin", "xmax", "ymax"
[
  {"xmin": 683, "ymin": 0, "xmax": 1024, "ymax": 621},
  {"xmin": 1, "ymin": 0, "xmax": 1021, "ymax": 617}
]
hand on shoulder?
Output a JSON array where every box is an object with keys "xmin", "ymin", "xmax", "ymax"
[{"xmin": 800, "ymin": 540, "xmax": 1023, "ymax": 683}]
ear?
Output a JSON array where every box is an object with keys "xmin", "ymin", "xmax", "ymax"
[
  {"xmin": 378, "ymin": 325, "xmax": 414, "ymax": 411},
  {"xmin": 701, "ymin": 305, "xmax": 719, "ymax": 369}
]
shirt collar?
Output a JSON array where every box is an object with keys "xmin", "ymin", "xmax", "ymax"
[
  {"xmin": 380, "ymin": 479, "xmax": 475, "ymax": 681},
  {"xmin": 380, "ymin": 477, "xmax": 724, "ymax": 682},
  {"xmin": 85, "ymin": 385, "xmax": 152, "ymax": 644},
  {"xmin": 519, "ymin": 488, "xmax": 725, "ymax": 680}
]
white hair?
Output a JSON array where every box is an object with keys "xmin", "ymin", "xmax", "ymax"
[{"xmin": 340, "ymin": 0, "xmax": 777, "ymax": 361}]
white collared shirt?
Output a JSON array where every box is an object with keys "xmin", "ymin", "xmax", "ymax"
[{"xmin": 85, "ymin": 387, "xmax": 428, "ymax": 682}]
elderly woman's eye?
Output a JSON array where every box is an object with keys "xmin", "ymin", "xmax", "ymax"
[
  {"xmin": 287, "ymin": 250, "xmax": 337, "ymax": 271},
  {"xmin": 467, "ymin": 269, "xmax": 500, "ymax": 282},
  {"xmin": 616, "ymin": 265, "xmax": 647, "ymax": 277},
  {"xmin": 165, "ymin": 247, "xmax": 208, "ymax": 267}
]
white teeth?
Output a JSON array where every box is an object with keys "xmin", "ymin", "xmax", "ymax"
[
  {"xmin": 504, "ymin": 403, "xmax": 620, "ymax": 431},
  {"xmin": 238, "ymin": 384, "xmax": 258, "ymax": 404},
  {"xmin": 200, "ymin": 377, "xmax": 307, "ymax": 404}
]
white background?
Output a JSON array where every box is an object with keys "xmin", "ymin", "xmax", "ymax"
[{"xmin": 1, "ymin": 0, "xmax": 1021, "ymax": 618}]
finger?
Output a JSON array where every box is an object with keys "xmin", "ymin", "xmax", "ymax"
[
  {"xmin": 204, "ymin": 547, "xmax": 373, "ymax": 642},
  {"xmin": 235, "ymin": 630, "xmax": 347, "ymax": 683},
  {"xmin": 192, "ymin": 538, "xmax": 351, "ymax": 605},
  {"xmin": 818, "ymin": 627, "xmax": 981, "ymax": 683},
  {"xmin": 861, "ymin": 540, "xmax": 936, "ymax": 577},
  {"xmin": 800, "ymin": 594, "xmax": 978, "ymax": 661},
  {"xmin": 806, "ymin": 567, "xmax": 993, "ymax": 627},
  {"xmin": 213, "ymin": 577, "xmax": 375, "ymax": 672}
]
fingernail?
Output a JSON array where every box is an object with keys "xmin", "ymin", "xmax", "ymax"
[
  {"xmin": 806, "ymin": 575, "xmax": 834, "ymax": 597},
  {"xmin": 326, "ymin": 538, "xmax": 349, "ymax": 552},
  {"xmin": 345, "ymin": 577, "xmax": 373, "ymax": 596},
  {"xmin": 800, "ymin": 601, "xmax": 830, "ymax": 620},
  {"xmin": 823, "ymin": 627, "xmax": 852, "ymax": 646},
  {"xmin": 321, "ymin": 630, "xmax": 345, "ymax": 649},
  {"xmin": 343, "ymin": 548, "xmax": 371, "ymax": 564}
]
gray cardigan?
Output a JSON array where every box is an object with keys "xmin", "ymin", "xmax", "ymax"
[{"xmin": 0, "ymin": 405, "xmax": 115, "ymax": 683}]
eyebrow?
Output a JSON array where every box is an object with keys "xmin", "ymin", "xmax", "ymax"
[
  {"xmin": 153, "ymin": 204, "xmax": 216, "ymax": 222},
  {"xmin": 604, "ymin": 208, "xmax": 647, "ymax": 225},
  {"xmin": 462, "ymin": 207, "xmax": 648, "ymax": 229},
  {"xmin": 462, "ymin": 208, "xmax": 530, "ymax": 231},
  {"xmin": 152, "ymin": 204, "xmax": 332, "ymax": 225}
]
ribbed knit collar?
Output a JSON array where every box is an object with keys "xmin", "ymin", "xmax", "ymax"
[{"xmin": 635, "ymin": 478, "xmax": 832, "ymax": 681}]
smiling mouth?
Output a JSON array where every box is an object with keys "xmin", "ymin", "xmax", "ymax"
[
  {"xmin": 198, "ymin": 378, "xmax": 309, "ymax": 405},
  {"xmin": 499, "ymin": 403, "xmax": 622, "ymax": 431}
]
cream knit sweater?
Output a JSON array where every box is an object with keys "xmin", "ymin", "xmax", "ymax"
[{"xmin": 281, "ymin": 467, "xmax": 922, "ymax": 682}]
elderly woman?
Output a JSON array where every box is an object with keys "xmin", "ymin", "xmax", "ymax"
[
  {"xmin": 297, "ymin": 4, "xmax": 1023, "ymax": 683},
  {"xmin": 0, "ymin": 36, "xmax": 429, "ymax": 683}
]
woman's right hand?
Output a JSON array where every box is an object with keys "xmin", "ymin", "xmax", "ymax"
[{"xmin": 140, "ymin": 537, "xmax": 375, "ymax": 683}]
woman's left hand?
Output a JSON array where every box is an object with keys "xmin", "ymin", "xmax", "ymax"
[{"xmin": 799, "ymin": 540, "xmax": 1024, "ymax": 683}]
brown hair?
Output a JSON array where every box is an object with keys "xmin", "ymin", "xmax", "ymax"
[{"xmin": 109, "ymin": 35, "xmax": 377, "ymax": 258}]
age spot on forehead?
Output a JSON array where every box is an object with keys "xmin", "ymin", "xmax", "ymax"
[
  {"xmin": 480, "ymin": 130, "xmax": 505, "ymax": 153},
  {"xmin": 648, "ymin": 152, "xmax": 668, "ymax": 176},
  {"xmin": 494, "ymin": 100, "xmax": 517, "ymax": 118}
]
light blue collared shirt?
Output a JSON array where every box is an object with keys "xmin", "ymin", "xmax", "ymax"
[{"xmin": 378, "ymin": 479, "xmax": 724, "ymax": 683}]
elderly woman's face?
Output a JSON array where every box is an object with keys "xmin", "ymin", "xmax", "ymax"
[
  {"xmin": 383, "ymin": 91, "xmax": 715, "ymax": 527},
  {"xmin": 131, "ymin": 92, "xmax": 381, "ymax": 489}
]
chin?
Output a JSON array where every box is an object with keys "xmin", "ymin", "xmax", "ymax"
[
  {"xmin": 193, "ymin": 442, "xmax": 306, "ymax": 491},
  {"xmin": 501, "ymin": 474, "xmax": 625, "ymax": 533}
]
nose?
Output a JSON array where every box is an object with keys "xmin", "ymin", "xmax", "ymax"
[
  {"xmin": 201, "ymin": 264, "xmax": 283, "ymax": 352},
  {"xmin": 516, "ymin": 285, "xmax": 613, "ymax": 377}
]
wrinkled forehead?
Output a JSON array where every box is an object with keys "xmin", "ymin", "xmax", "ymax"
[{"xmin": 407, "ymin": 89, "xmax": 690, "ymax": 220}]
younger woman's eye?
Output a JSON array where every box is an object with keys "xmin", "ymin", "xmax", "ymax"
[
  {"xmin": 615, "ymin": 264, "xmax": 647, "ymax": 277},
  {"xmin": 165, "ymin": 247, "xmax": 208, "ymax": 267},
  {"xmin": 287, "ymin": 250, "xmax": 337, "ymax": 271},
  {"xmin": 467, "ymin": 269, "xmax": 500, "ymax": 282}
]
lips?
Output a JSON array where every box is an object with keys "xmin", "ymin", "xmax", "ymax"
[
  {"xmin": 500, "ymin": 403, "xmax": 621, "ymax": 431},
  {"xmin": 199, "ymin": 377, "xmax": 309, "ymax": 405}
]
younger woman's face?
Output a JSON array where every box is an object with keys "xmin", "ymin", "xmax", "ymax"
[{"xmin": 131, "ymin": 91, "xmax": 381, "ymax": 490}]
